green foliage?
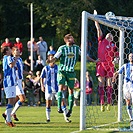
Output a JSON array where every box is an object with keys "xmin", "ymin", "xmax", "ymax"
[{"xmin": 0, "ymin": 0, "xmax": 133, "ymax": 51}]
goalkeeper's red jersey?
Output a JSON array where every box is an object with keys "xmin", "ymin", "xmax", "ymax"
[{"xmin": 98, "ymin": 36, "xmax": 118, "ymax": 62}]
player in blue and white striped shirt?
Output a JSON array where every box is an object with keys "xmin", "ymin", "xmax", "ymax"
[
  {"xmin": 10, "ymin": 47, "xmax": 26, "ymax": 121},
  {"xmin": 114, "ymin": 53, "xmax": 133, "ymax": 122},
  {"xmin": 2, "ymin": 46, "xmax": 17, "ymax": 127},
  {"xmin": 11, "ymin": 47, "xmax": 32, "ymax": 121},
  {"xmin": 40, "ymin": 51, "xmax": 71, "ymax": 123}
]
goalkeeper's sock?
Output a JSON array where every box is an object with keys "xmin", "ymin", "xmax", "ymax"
[
  {"xmin": 107, "ymin": 86, "xmax": 112, "ymax": 104},
  {"xmin": 127, "ymin": 106, "xmax": 133, "ymax": 120},
  {"xmin": 98, "ymin": 87, "xmax": 104, "ymax": 105},
  {"xmin": 68, "ymin": 94, "xmax": 74, "ymax": 113},
  {"xmin": 57, "ymin": 91, "xmax": 62, "ymax": 109}
]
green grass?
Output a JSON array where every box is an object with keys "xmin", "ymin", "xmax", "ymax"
[{"xmin": 0, "ymin": 106, "xmax": 130, "ymax": 133}]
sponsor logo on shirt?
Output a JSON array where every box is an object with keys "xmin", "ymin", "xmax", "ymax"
[{"xmin": 67, "ymin": 52, "xmax": 75, "ymax": 58}]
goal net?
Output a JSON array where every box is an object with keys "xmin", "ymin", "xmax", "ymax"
[{"xmin": 80, "ymin": 11, "xmax": 133, "ymax": 131}]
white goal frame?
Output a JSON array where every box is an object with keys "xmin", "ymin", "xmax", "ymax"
[{"xmin": 80, "ymin": 11, "xmax": 125, "ymax": 131}]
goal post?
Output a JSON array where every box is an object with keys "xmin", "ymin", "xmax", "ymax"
[
  {"xmin": 80, "ymin": 10, "xmax": 132, "ymax": 131},
  {"xmin": 118, "ymin": 29, "xmax": 124, "ymax": 122},
  {"xmin": 80, "ymin": 11, "xmax": 88, "ymax": 131}
]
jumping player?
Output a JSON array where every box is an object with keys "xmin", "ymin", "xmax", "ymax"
[
  {"xmin": 95, "ymin": 21, "xmax": 119, "ymax": 112},
  {"xmin": 47, "ymin": 34, "xmax": 98, "ymax": 118}
]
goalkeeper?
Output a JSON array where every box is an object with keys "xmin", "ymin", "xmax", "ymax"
[
  {"xmin": 95, "ymin": 21, "xmax": 119, "ymax": 112},
  {"xmin": 47, "ymin": 34, "xmax": 98, "ymax": 118}
]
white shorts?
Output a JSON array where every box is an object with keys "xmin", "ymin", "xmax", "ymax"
[
  {"xmin": 45, "ymin": 93, "xmax": 57, "ymax": 100},
  {"xmin": 45, "ymin": 92, "xmax": 65, "ymax": 100},
  {"xmin": 16, "ymin": 79, "xmax": 25, "ymax": 95},
  {"xmin": 4, "ymin": 86, "xmax": 16, "ymax": 98},
  {"xmin": 123, "ymin": 82, "xmax": 133, "ymax": 101}
]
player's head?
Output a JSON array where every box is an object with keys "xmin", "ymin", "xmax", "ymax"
[
  {"xmin": 1, "ymin": 46, "xmax": 11, "ymax": 56},
  {"xmin": 64, "ymin": 34, "xmax": 75, "ymax": 45},
  {"xmin": 105, "ymin": 33, "xmax": 113, "ymax": 42},
  {"xmin": 128, "ymin": 53, "xmax": 133, "ymax": 62},
  {"xmin": 12, "ymin": 46, "xmax": 20, "ymax": 57},
  {"xmin": 47, "ymin": 50, "xmax": 55, "ymax": 60}
]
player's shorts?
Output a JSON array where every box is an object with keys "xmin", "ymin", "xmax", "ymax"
[
  {"xmin": 96, "ymin": 62, "xmax": 114, "ymax": 77},
  {"xmin": 57, "ymin": 71, "xmax": 75, "ymax": 89},
  {"xmin": 4, "ymin": 86, "xmax": 16, "ymax": 98},
  {"xmin": 45, "ymin": 93, "xmax": 57, "ymax": 100},
  {"xmin": 123, "ymin": 82, "xmax": 133, "ymax": 101},
  {"xmin": 16, "ymin": 79, "xmax": 25, "ymax": 95},
  {"xmin": 45, "ymin": 92, "xmax": 65, "ymax": 100}
]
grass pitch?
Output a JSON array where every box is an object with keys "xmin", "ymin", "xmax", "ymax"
[
  {"xmin": 0, "ymin": 106, "xmax": 130, "ymax": 133},
  {"xmin": 0, "ymin": 106, "xmax": 80, "ymax": 133}
]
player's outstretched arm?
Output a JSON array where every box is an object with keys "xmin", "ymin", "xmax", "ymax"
[
  {"xmin": 87, "ymin": 55, "xmax": 100, "ymax": 63},
  {"xmin": 95, "ymin": 21, "xmax": 103, "ymax": 38}
]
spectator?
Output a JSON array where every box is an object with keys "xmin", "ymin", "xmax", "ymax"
[
  {"xmin": 35, "ymin": 55, "xmax": 44, "ymax": 72},
  {"xmin": 49, "ymin": 45, "xmax": 56, "ymax": 54},
  {"xmin": 32, "ymin": 71, "xmax": 45, "ymax": 106},
  {"xmin": 27, "ymin": 38, "xmax": 38, "ymax": 62},
  {"xmin": 37, "ymin": 36, "xmax": 48, "ymax": 66},
  {"xmin": 86, "ymin": 71, "xmax": 93, "ymax": 105},
  {"xmin": 14, "ymin": 37, "xmax": 23, "ymax": 55},
  {"xmin": 24, "ymin": 75, "xmax": 36, "ymax": 106},
  {"xmin": 74, "ymin": 78, "xmax": 80, "ymax": 106},
  {"xmin": 24, "ymin": 55, "xmax": 34, "ymax": 72},
  {"xmin": 1, "ymin": 38, "xmax": 13, "ymax": 49}
]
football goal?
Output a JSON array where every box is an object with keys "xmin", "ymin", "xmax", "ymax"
[{"xmin": 80, "ymin": 10, "xmax": 133, "ymax": 131}]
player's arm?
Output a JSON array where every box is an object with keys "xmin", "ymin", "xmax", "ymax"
[
  {"xmin": 87, "ymin": 55, "xmax": 100, "ymax": 63},
  {"xmin": 23, "ymin": 70, "xmax": 33, "ymax": 75},
  {"xmin": 40, "ymin": 78, "xmax": 45, "ymax": 92},
  {"xmin": 24, "ymin": 59, "xmax": 30, "ymax": 66},
  {"xmin": 95, "ymin": 21, "xmax": 103, "ymax": 38},
  {"xmin": 9, "ymin": 57, "xmax": 17, "ymax": 68},
  {"xmin": 112, "ymin": 71, "xmax": 119, "ymax": 83},
  {"xmin": 40, "ymin": 68, "xmax": 46, "ymax": 92}
]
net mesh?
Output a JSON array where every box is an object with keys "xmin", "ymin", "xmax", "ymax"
[{"xmin": 85, "ymin": 13, "xmax": 133, "ymax": 131}]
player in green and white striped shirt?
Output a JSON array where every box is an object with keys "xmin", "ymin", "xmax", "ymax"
[{"xmin": 47, "ymin": 34, "xmax": 98, "ymax": 118}]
